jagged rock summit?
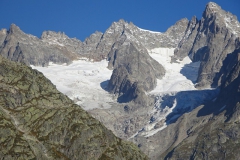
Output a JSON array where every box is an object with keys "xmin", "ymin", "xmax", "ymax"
[
  {"xmin": 173, "ymin": 1, "xmax": 240, "ymax": 88},
  {"xmin": 0, "ymin": 24, "xmax": 80, "ymax": 66}
]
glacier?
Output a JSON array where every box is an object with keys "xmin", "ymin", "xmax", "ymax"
[
  {"xmin": 31, "ymin": 47, "xmax": 219, "ymax": 138},
  {"xmin": 31, "ymin": 58, "xmax": 114, "ymax": 110}
]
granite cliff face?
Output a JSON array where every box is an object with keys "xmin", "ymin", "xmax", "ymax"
[
  {"xmin": 107, "ymin": 28, "xmax": 165, "ymax": 103},
  {"xmin": 173, "ymin": 2, "xmax": 240, "ymax": 88},
  {"xmin": 0, "ymin": 55, "xmax": 148, "ymax": 159}
]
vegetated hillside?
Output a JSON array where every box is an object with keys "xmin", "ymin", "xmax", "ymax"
[{"xmin": 0, "ymin": 55, "xmax": 148, "ymax": 160}]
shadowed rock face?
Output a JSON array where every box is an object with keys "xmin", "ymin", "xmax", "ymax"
[
  {"xmin": 161, "ymin": 47, "xmax": 240, "ymax": 160},
  {"xmin": 0, "ymin": 55, "xmax": 148, "ymax": 160},
  {"xmin": 107, "ymin": 29, "xmax": 165, "ymax": 104},
  {"xmin": 173, "ymin": 2, "xmax": 240, "ymax": 88}
]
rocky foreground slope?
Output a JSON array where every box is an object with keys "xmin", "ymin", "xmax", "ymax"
[{"xmin": 0, "ymin": 55, "xmax": 148, "ymax": 159}]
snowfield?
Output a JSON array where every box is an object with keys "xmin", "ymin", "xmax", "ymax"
[
  {"xmin": 149, "ymin": 48, "xmax": 200, "ymax": 93},
  {"xmin": 31, "ymin": 59, "xmax": 114, "ymax": 110}
]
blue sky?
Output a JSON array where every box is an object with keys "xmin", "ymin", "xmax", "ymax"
[{"xmin": 0, "ymin": 0, "xmax": 239, "ymax": 41}]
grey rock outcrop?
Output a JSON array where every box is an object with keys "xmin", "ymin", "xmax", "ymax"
[
  {"xmin": 213, "ymin": 38, "xmax": 240, "ymax": 87},
  {"xmin": 173, "ymin": 2, "xmax": 240, "ymax": 88},
  {"xmin": 107, "ymin": 30, "xmax": 165, "ymax": 104},
  {"xmin": 41, "ymin": 30, "xmax": 83, "ymax": 54},
  {"xmin": 172, "ymin": 16, "xmax": 199, "ymax": 61},
  {"xmin": 82, "ymin": 19, "xmax": 190, "ymax": 137},
  {"xmin": 129, "ymin": 18, "xmax": 189, "ymax": 49},
  {"xmin": 0, "ymin": 28, "xmax": 7, "ymax": 45},
  {"xmin": 81, "ymin": 31, "xmax": 104, "ymax": 59}
]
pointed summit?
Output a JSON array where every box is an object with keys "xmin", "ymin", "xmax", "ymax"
[
  {"xmin": 203, "ymin": 2, "xmax": 222, "ymax": 18},
  {"xmin": 202, "ymin": 2, "xmax": 240, "ymax": 36},
  {"xmin": 9, "ymin": 23, "xmax": 21, "ymax": 33},
  {"xmin": 118, "ymin": 19, "xmax": 128, "ymax": 24},
  {"xmin": 206, "ymin": 2, "xmax": 221, "ymax": 11},
  {"xmin": 206, "ymin": 2, "xmax": 221, "ymax": 9}
]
